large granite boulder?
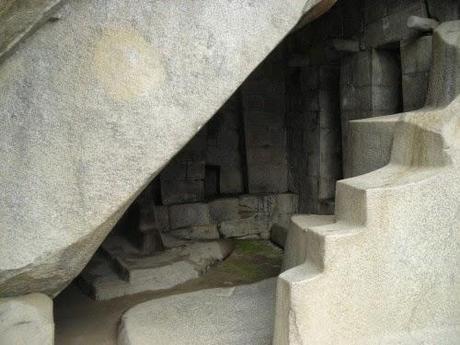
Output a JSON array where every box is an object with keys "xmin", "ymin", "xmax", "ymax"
[{"xmin": 0, "ymin": 0, "xmax": 330, "ymax": 296}]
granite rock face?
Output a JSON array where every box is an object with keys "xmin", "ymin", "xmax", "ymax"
[
  {"xmin": 0, "ymin": 0, "xmax": 63, "ymax": 63},
  {"xmin": 0, "ymin": 0, "xmax": 327, "ymax": 296},
  {"xmin": 0, "ymin": 293, "xmax": 54, "ymax": 345}
]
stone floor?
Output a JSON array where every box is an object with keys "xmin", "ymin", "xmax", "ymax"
[{"xmin": 54, "ymin": 240, "xmax": 282, "ymax": 345}]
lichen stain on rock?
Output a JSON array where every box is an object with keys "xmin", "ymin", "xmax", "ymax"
[{"xmin": 92, "ymin": 28, "xmax": 166, "ymax": 102}]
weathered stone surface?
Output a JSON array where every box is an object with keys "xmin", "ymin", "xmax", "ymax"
[
  {"xmin": 160, "ymin": 180, "xmax": 205, "ymax": 206},
  {"xmin": 220, "ymin": 216, "xmax": 269, "ymax": 239},
  {"xmin": 363, "ymin": 0, "xmax": 428, "ymax": 48},
  {"xmin": 118, "ymin": 279, "xmax": 276, "ymax": 345},
  {"xmin": 401, "ymin": 35, "xmax": 432, "ymax": 111},
  {"xmin": 154, "ymin": 205, "xmax": 170, "ymax": 233},
  {"xmin": 0, "ymin": 0, "xmax": 323, "ymax": 296},
  {"xmin": 242, "ymin": 46, "xmax": 289, "ymax": 194},
  {"xmin": 340, "ymin": 49, "xmax": 401, "ymax": 163},
  {"xmin": 426, "ymin": 21, "xmax": 460, "ymax": 108},
  {"xmin": 0, "ymin": 0, "xmax": 63, "ymax": 63},
  {"xmin": 270, "ymin": 224, "xmax": 288, "ymax": 248},
  {"xmin": 274, "ymin": 21, "xmax": 460, "ymax": 345},
  {"xmin": 169, "ymin": 203, "xmax": 211, "ymax": 230},
  {"xmin": 169, "ymin": 224, "xmax": 220, "ymax": 241},
  {"xmin": 407, "ymin": 16, "xmax": 439, "ymax": 32},
  {"xmin": 0, "ymin": 293, "xmax": 54, "ymax": 345},
  {"xmin": 208, "ymin": 197, "xmax": 240, "ymax": 223},
  {"xmin": 344, "ymin": 114, "xmax": 399, "ymax": 178},
  {"xmin": 426, "ymin": 0, "xmax": 460, "ymax": 22},
  {"xmin": 80, "ymin": 240, "xmax": 233, "ymax": 300},
  {"xmin": 219, "ymin": 193, "xmax": 298, "ymax": 239}
]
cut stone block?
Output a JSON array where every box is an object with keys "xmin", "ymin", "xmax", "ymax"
[
  {"xmin": 330, "ymin": 39, "xmax": 360, "ymax": 53},
  {"xmin": 220, "ymin": 215, "xmax": 270, "ymax": 239},
  {"xmin": 401, "ymin": 35, "xmax": 432, "ymax": 111},
  {"xmin": 281, "ymin": 214, "xmax": 335, "ymax": 271},
  {"xmin": 219, "ymin": 168, "xmax": 244, "ymax": 194},
  {"xmin": 209, "ymin": 198, "xmax": 240, "ymax": 223},
  {"xmin": 186, "ymin": 160, "xmax": 206, "ymax": 180},
  {"xmin": 344, "ymin": 114, "xmax": 398, "ymax": 178},
  {"xmin": 169, "ymin": 224, "xmax": 220, "ymax": 241},
  {"xmin": 246, "ymin": 163, "xmax": 289, "ymax": 194},
  {"xmin": 407, "ymin": 16, "xmax": 439, "ymax": 32},
  {"xmin": 402, "ymin": 73, "xmax": 430, "ymax": 111},
  {"xmin": 0, "ymin": 293, "xmax": 54, "ymax": 345},
  {"xmin": 270, "ymin": 224, "xmax": 289, "ymax": 248},
  {"xmin": 161, "ymin": 180, "xmax": 205, "ymax": 205},
  {"xmin": 426, "ymin": 0, "xmax": 460, "ymax": 22},
  {"xmin": 169, "ymin": 203, "xmax": 211, "ymax": 230},
  {"xmin": 118, "ymin": 279, "xmax": 276, "ymax": 345},
  {"xmin": 401, "ymin": 35, "xmax": 433, "ymax": 74},
  {"xmin": 160, "ymin": 233, "xmax": 190, "ymax": 249},
  {"xmin": 154, "ymin": 205, "xmax": 170, "ymax": 233},
  {"xmin": 340, "ymin": 49, "xmax": 401, "ymax": 162},
  {"xmin": 271, "ymin": 193, "xmax": 299, "ymax": 214},
  {"xmin": 80, "ymin": 240, "xmax": 233, "ymax": 300},
  {"xmin": 364, "ymin": 0, "xmax": 428, "ymax": 48}
]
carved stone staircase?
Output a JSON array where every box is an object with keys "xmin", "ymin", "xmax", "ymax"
[{"xmin": 273, "ymin": 21, "xmax": 460, "ymax": 345}]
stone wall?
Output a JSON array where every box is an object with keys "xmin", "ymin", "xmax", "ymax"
[
  {"xmin": 206, "ymin": 96, "xmax": 245, "ymax": 195},
  {"xmin": 401, "ymin": 35, "xmax": 432, "ymax": 111},
  {"xmin": 286, "ymin": 64, "xmax": 341, "ymax": 214},
  {"xmin": 113, "ymin": 46, "xmax": 294, "ymax": 248},
  {"xmin": 340, "ymin": 49, "xmax": 402, "ymax": 160},
  {"xmin": 163, "ymin": 193, "xmax": 298, "ymax": 241},
  {"xmin": 285, "ymin": 1, "xmax": 359, "ymax": 214},
  {"xmin": 108, "ymin": 0, "xmax": 460, "ymax": 250},
  {"xmin": 363, "ymin": 0, "xmax": 428, "ymax": 48},
  {"xmin": 241, "ymin": 46, "xmax": 288, "ymax": 194}
]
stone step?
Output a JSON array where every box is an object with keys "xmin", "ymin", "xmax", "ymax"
[
  {"xmin": 274, "ymin": 94, "xmax": 460, "ymax": 343},
  {"xmin": 345, "ymin": 114, "xmax": 399, "ymax": 178},
  {"xmin": 116, "ymin": 241, "xmax": 234, "ymax": 284},
  {"xmin": 282, "ymin": 214, "xmax": 335, "ymax": 271},
  {"xmin": 79, "ymin": 240, "xmax": 234, "ymax": 300}
]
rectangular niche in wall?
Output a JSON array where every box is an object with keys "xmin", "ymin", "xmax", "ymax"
[{"xmin": 205, "ymin": 165, "xmax": 220, "ymax": 198}]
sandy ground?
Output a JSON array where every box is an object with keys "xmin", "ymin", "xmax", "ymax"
[{"xmin": 54, "ymin": 240, "xmax": 283, "ymax": 345}]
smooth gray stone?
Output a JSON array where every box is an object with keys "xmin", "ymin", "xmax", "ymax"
[
  {"xmin": 118, "ymin": 279, "xmax": 276, "ymax": 345},
  {"xmin": 0, "ymin": 293, "xmax": 54, "ymax": 345}
]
